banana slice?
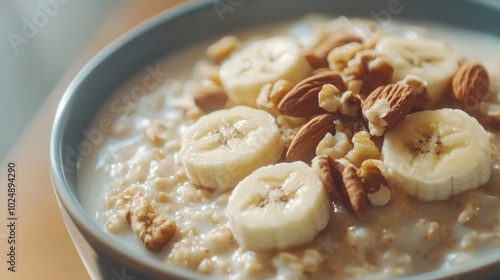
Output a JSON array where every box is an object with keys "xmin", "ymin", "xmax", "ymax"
[
  {"xmin": 376, "ymin": 36, "xmax": 460, "ymax": 105},
  {"xmin": 180, "ymin": 106, "xmax": 284, "ymax": 191},
  {"xmin": 227, "ymin": 162, "xmax": 330, "ymax": 250},
  {"xmin": 381, "ymin": 108, "xmax": 491, "ymax": 202},
  {"xmin": 220, "ymin": 37, "xmax": 312, "ymax": 107}
]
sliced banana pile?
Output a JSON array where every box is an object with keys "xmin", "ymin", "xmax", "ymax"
[{"xmin": 178, "ymin": 19, "xmax": 497, "ymax": 252}]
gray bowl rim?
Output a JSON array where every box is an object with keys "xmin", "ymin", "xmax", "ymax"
[{"xmin": 50, "ymin": 0, "xmax": 500, "ymax": 279}]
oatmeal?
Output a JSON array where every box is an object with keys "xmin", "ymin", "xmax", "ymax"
[{"xmin": 78, "ymin": 15, "xmax": 500, "ymax": 279}]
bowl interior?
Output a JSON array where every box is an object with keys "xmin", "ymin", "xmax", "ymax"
[{"xmin": 50, "ymin": 0, "xmax": 500, "ymax": 279}]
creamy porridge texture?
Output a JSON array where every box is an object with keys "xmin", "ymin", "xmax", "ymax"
[{"xmin": 78, "ymin": 16, "xmax": 500, "ymax": 279}]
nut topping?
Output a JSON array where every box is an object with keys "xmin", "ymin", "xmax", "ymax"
[
  {"xmin": 256, "ymin": 79, "xmax": 294, "ymax": 116},
  {"xmin": 305, "ymin": 32, "xmax": 362, "ymax": 69},
  {"xmin": 357, "ymin": 159, "xmax": 387, "ymax": 194},
  {"xmin": 362, "ymin": 84, "xmax": 416, "ymax": 136},
  {"xmin": 329, "ymin": 158, "xmax": 367, "ymax": 219},
  {"xmin": 193, "ymin": 85, "xmax": 228, "ymax": 113},
  {"xmin": 318, "ymin": 84, "xmax": 361, "ymax": 117},
  {"xmin": 316, "ymin": 131, "xmax": 353, "ymax": 159},
  {"xmin": 286, "ymin": 114, "xmax": 336, "ymax": 162},
  {"xmin": 327, "ymin": 42, "xmax": 364, "ymax": 72},
  {"xmin": 344, "ymin": 50, "xmax": 394, "ymax": 95},
  {"xmin": 127, "ymin": 195, "xmax": 177, "ymax": 253},
  {"xmin": 397, "ymin": 75, "xmax": 430, "ymax": 111},
  {"xmin": 278, "ymin": 71, "xmax": 346, "ymax": 117},
  {"xmin": 345, "ymin": 131, "xmax": 380, "ymax": 168},
  {"xmin": 312, "ymin": 156, "xmax": 343, "ymax": 201},
  {"xmin": 452, "ymin": 62, "xmax": 490, "ymax": 110}
]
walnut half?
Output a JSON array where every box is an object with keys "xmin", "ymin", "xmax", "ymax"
[{"xmin": 126, "ymin": 195, "xmax": 177, "ymax": 253}]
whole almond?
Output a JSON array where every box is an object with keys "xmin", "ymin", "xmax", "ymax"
[
  {"xmin": 362, "ymin": 84, "xmax": 416, "ymax": 132},
  {"xmin": 286, "ymin": 114, "xmax": 335, "ymax": 162},
  {"xmin": 193, "ymin": 86, "xmax": 228, "ymax": 113},
  {"xmin": 278, "ymin": 71, "xmax": 346, "ymax": 117},
  {"xmin": 452, "ymin": 62, "xmax": 490, "ymax": 110},
  {"xmin": 305, "ymin": 33, "xmax": 362, "ymax": 69}
]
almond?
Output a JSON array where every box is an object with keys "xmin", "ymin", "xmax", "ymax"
[
  {"xmin": 286, "ymin": 114, "xmax": 336, "ymax": 162},
  {"xmin": 328, "ymin": 158, "xmax": 367, "ymax": 219},
  {"xmin": 452, "ymin": 62, "xmax": 490, "ymax": 110},
  {"xmin": 193, "ymin": 86, "xmax": 228, "ymax": 113},
  {"xmin": 305, "ymin": 33, "xmax": 361, "ymax": 69},
  {"xmin": 278, "ymin": 71, "xmax": 346, "ymax": 117},
  {"xmin": 361, "ymin": 84, "xmax": 416, "ymax": 136}
]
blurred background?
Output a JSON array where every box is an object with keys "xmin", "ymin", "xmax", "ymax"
[
  {"xmin": 0, "ymin": 0, "xmax": 185, "ymax": 161},
  {"xmin": 1, "ymin": 0, "xmax": 112, "ymax": 160},
  {"xmin": 0, "ymin": 1, "xmax": 185, "ymax": 279}
]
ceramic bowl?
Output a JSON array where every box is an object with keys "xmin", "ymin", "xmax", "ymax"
[{"xmin": 50, "ymin": 0, "xmax": 500, "ymax": 279}]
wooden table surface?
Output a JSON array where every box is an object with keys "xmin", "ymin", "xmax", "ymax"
[{"xmin": 0, "ymin": 1, "xmax": 186, "ymax": 279}]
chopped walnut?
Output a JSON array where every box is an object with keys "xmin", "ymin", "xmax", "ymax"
[
  {"xmin": 358, "ymin": 159, "xmax": 387, "ymax": 194},
  {"xmin": 127, "ymin": 195, "xmax": 177, "ymax": 253},
  {"xmin": 327, "ymin": 41, "xmax": 364, "ymax": 72},
  {"xmin": 316, "ymin": 132, "xmax": 353, "ymax": 159},
  {"xmin": 206, "ymin": 35, "xmax": 240, "ymax": 63},
  {"xmin": 145, "ymin": 119, "xmax": 170, "ymax": 146},
  {"xmin": 256, "ymin": 79, "xmax": 294, "ymax": 116},
  {"xmin": 345, "ymin": 131, "xmax": 380, "ymax": 167},
  {"xmin": 343, "ymin": 50, "xmax": 394, "ymax": 95},
  {"xmin": 318, "ymin": 84, "xmax": 361, "ymax": 117},
  {"xmin": 363, "ymin": 98, "xmax": 391, "ymax": 136},
  {"xmin": 358, "ymin": 158, "xmax": 391, "ymax": 206}
]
